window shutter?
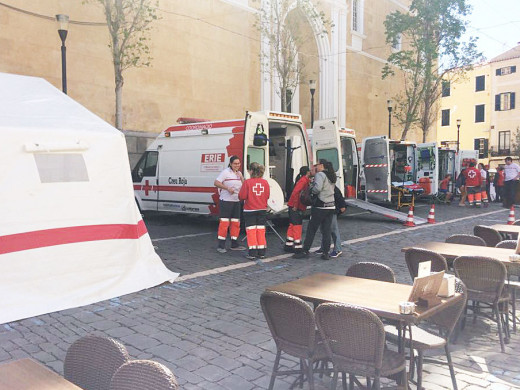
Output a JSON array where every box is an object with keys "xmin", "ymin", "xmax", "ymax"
[
  {"xmin": 512, "ymin": 66, "xmax": 517, "ymax": 73},
  {"xmin": 474, "ymin": 139, "xmax": 480, "ymax": 150},
  {"xmin": 496, "ymin": 69, "xmax": 501, "ymax": 76},
  {"xmin": 511, "ymin": 92, "xmax": 516, "ymax": 109},
  {"xmin": 495, "ymin": 95, "xmax": 501, "ymax": 111},
  {"xmin": 483, "ymin": 139, "xmax": 489, "ymax": 158}
]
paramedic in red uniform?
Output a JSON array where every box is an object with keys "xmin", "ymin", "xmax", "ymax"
[
  {"xmin": 214, "ymin": 156, "xmax": 245, "ymax": 253},
  {"xmin": 239, "ymin": 162, "xmax": 270, "ymax": 260},
  {"xmin": 463, "ymin": 162, "xmax": 482, "ymax": 207},
  {"xmin": 284, "ymin": 166, "xmax": 311, "ymax": 254},
  {"xmin": 478, "ymin": 163, "xmax": 489, "ymax": 207}
]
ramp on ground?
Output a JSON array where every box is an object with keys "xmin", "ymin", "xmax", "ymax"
[{"xmin": 345, "ymin": 199, "xmax": 427, "ymax": 225}]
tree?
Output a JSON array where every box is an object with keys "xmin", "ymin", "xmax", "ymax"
[
  {"xmin": 255, "ymin": 0, "xmax": 330, "ymax": 112},
  {"xmin": 92, "ymin": 0, "xmax": 158, "ymax": 130},
  {"xmin": 383, "ymin": 0, "xmax": 483, "ymax": 141}
]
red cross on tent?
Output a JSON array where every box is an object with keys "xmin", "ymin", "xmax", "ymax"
[{"xmin": 252, "ymin": 182, "xmax": 265, "ymax": 196}]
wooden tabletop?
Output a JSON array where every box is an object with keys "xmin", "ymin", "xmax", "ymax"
[
  {"xmin": 490, "ymin": 224, "xmax": 520, "ymax": 235},
  {"xmin": 0, "ymin": 359, "xmax": 82, "ymax": 390},
  {"xmin": 402, "ymin": 241, "xmax": 515, "ymax": 263},
  {"xmin": 266, "ymin": 273, "xmax": 462, "ymax": 323}
]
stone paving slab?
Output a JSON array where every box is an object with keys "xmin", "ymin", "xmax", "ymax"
[{"xmin": 1, "ymin": 202, "xmax": 520, "ymax": 389}]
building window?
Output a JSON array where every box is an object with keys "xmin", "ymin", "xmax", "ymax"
[
  {"xmin": 474, "ymin": 138, "xmax": 489, "ymax": 159},
  {"xmin": 499, "ymin": 130, "xmax": 511, "ymax": 154},
  {"xmin": 441, "ymin": 109, "xmax": 450, "ymax": 126},
  {"xmin": 441, "ymin": 80, "xmax": 450, "ymax": 97},
  {"xmin": 475, "ymin": 75, "xmax": 485, "ymax": 92},
  {"xmin": 496, "ymin": 66, "xmax": 517, "ymax": 76},
  {"xmin": 495, "ymin": 92, "xmax": 516, "ymax": 111},
  {"xmin": 475, "ymin": 104, "xmax": 485, "ymax": 123},
  {"xmin": 352, "ymin": 0, "xmax": 363, "ymax": 33}
]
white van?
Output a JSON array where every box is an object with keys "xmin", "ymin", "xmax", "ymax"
[{"xmin": 132, "ymin": 111, "xmax": 312, "ymax": 215}]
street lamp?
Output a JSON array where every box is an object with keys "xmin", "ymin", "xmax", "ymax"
[
  {"xmin": 309, "ymin": 80, "xmax": 316, "ymax": 128},
  {"xmin": 387, "ymin": 99, "xmax": 393, "ymax": 139},
  {"xmin": 56, "ymin": 14, "xmax": 69, "ymax": 94},
  {"xmin": 456, "ymin": 119, "xmax": 461, "ymax": 152}
]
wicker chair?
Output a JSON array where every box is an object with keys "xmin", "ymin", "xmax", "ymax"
[
  {"xmin": 496, "ymin": 240, "xmax": 517, "ymax": 249},
  {"xmin": 386, "ymin": 278, "xmax": 467, "ymax": 390},
  {"xmin": 346, "ymin": 262, "xmax": 396, "ymax": 283},
  {"xmin": 64, "ymin": 335, "xmax": 130, "ymax": 390},
  {"xmin": 315, "ymin": 303, "xmax": 406, "ymax": 390},
  {"xmin": 404, "ymin": 248, "xmax": 448, "ymax": 281},
  {"xmin": 109, "ymin": 360, "xmax": 178, "ymax": 390},
  {"xmin": 513, "ymin": 220, "xmax": 520, "ymax": 226},
  {"xmin": 453, "ymin": 256, "xmax": 511, "ymax": 352},
  {"xmin": 445, "ymin": 234, "xmax": 486, "ymax": 246},
  {"xmin": 473, "ymin": 225, "xmax": 503, "ymax": 247},
  {"xmin": 260, "ymin": 291, "xmax": 328, "ymax": 390}
]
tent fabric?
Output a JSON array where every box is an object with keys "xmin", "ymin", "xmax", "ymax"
[{"xmin": 0, "ymin": 73, "xmax": 178, "ymax": 324}]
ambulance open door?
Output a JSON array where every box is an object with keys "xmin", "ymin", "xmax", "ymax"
[
  {"xmin": 131, "ymin": 150, "xmax": 159, "ymax": 211},
  {"xmin": 312, "ymin": 119, "xmax": 344, "ymax": 195},
  {"xmin": 362, "ymin": 136, "xmax": 391, "ymax": 202},
  {"xmin": 416, "ymin": 142, "xmax": 439, "ymax": 195},
  {"xmin": 243, "ymin": 111, "xmax": 285, "ymax": 213}
]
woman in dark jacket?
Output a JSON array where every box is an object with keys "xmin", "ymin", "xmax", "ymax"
[{"xmin": 284, "ymin": 166, "xmax": 311, "ymax": 254}]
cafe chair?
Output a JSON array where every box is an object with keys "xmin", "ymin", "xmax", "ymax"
[
  {"xmin": 404, "ymin": 248, "xmax": 448, "ymax": 281},
  {"xmin": 513, "ymin": 220, "xmax": 520, "ymax": 226},
  {"xmin": 64, "ymin": 335, "xmax": 129, "ymax": 390},
  {"xmin": 453, "ymin": 256, "xmax": 511, "ymax": 352},
  {"xmin": 445, "ymin": 234, "xmax": 486, "ymax": 247},
  {"xmin": 260, "ymin": 291, "xmax": 328, "ymax": 390},
  {"xmin": 495, "ymin": 240, "xmax": 517, "ymax": 249},
  {"xmin": 386, "ymin": 278, "xmax": 467, "ymax": 390},
  {"xmin": 473, "ymin": 225, "xmax": 503, "ymax": 247},
  {"xmin": 315, "ymin": 303, "xmax": 407, "ymax": 390},
  {"xmin": 109, "ymin": 360, "xmax": 178, "ymax": 390},
  {"xmin": 346, "ymin": 262, "xmax": 396, "ymax": 283}
]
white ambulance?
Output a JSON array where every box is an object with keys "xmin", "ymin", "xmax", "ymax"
[{"xmin": 132, "ymin": 111, "xmax": 313, "ymax": 215}]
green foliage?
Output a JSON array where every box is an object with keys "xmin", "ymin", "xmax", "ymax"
[
  {"xmin": 382, "ymin": 0, "xmax": 483, "ymax": 141},
  {"xmin": 511, "ymin": 127, "xmax": 520, "ymax": 158}
]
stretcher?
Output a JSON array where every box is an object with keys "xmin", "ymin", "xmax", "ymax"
[{"xmin": 391, "ymin": 181, "xmax": 424, "ymax": 210}]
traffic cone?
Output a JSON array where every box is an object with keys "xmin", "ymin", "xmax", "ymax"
[
  {"xmin": 403, "ymin": 206, "xmax": 416, "ymax": 227},
  {"xmin": 427, "ymin": 204, "xmax": 436, "ymax": 224},
  {"xmin": 507, "ymin": 206, "xmax": 515, "ymax": 225}
]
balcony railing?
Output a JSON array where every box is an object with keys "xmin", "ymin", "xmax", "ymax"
[{"xmin": 490, "ymin": 147, "xmax": 511, "ymax": 157}]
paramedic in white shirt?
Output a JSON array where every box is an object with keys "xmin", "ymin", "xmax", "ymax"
[
  {"xmin": 503, "ymin": 156, "xmax": 520, "ymax": 208},
  {"xmin": 214, "ymin": 156, "xmax": 245, "ymax": 253}
]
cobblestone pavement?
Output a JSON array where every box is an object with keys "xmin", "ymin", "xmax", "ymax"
[{"xmin": 2, "ymin": 201, "xmax": 520, "ymax": 389}]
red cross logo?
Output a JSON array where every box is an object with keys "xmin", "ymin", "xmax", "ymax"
[
  {"xmin": 143, "ymin": 180, "xmax": 154, "ymax": 196},
  {"xmin": 468, "ymin": 170, "xmax": 476, "ymax": 179},
  {"xmin": 252, "ymin": 182, "xmax": 265, "ymax": 196}
]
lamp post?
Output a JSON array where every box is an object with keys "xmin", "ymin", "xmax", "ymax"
[
  {"xmin": 456, "ymin": 119, "xmax": 461, "ymax": 152},
  {"xmin": 309, "ymin": 80, "xmax": 316, "ymax": 128},
  {"xmin": 56, "ymin": 14, "xmax": 69, "ymax": 94},
  {"xmin": 387, "ymin": 99, "xmax": 393, "ymax": 139}
]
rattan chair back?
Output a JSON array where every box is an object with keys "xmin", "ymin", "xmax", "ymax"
[
  {"xmin": 110, "ymin": 360, "xmax": 178, "ymax": 390},
  {"xmin": 427, "ymin": 278, "xmax": 467, "ymax": 333},
  {"xmin": 346, "ymin": 262, "xmax": 396, "ymax": 283},
  {"xmin": 453, "ymin": 256, "xmax": 506, "ymax": 298},
  {"xmin": 513, "ymin": 219, "xmax": 520, "ymax": 226},
  {"xmin": 404, "ymin": 248, "xmax": 448, "ymax": 281},
  {"xmin": 260, "ymin": 291, "xmax": 317, "ymax": 358},
  {"xmin": 64, "ymin": 335, "xmax": 129, "ymax": 390},
  {"xmin": 445, "ymin": 234, "xmax": 486, "ymax": 246},
  {"xmin": 496, "ymin": 240, "xmax": 517, "ymax": 249},
  {"xmin": 473, "ymin": 225, "xmax": 503, "ymax": 247},
  {"xmin": 315, "ymin": 303, "xmax": 385, "ymax": 377}
]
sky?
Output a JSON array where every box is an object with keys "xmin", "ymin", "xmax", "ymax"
[{"xmin": 464, "ymin": 0, "xmax": 520, "ymax": 61}]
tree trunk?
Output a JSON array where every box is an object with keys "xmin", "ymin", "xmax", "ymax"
[{"xmin": 114, "ymin": 67, "xmax": 124, "ymax": 130}]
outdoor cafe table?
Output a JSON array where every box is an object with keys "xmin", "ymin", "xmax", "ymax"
[
  {"xmin": 0, "ymin": 358, "xmax": 82, "ymax": 390},
  {"xmin": 490, "ymin": 224, "xmax": 520, "ymax": 237}
]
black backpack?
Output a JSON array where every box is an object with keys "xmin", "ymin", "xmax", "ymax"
[{"xmin": 299, "ymin": 184, "xmax": 316, "ymax": 206}]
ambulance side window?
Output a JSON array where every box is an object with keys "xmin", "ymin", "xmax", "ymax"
[
  {"xmin": 247, "ymin": 147, "xmax": 265, "ymax": 169},
  {"xmin": 133, "ymin": 151, "xmax": 158, "ymax": 181},
  {"xmin": 316, "ymin": 148, "xmax": 339, "ymax": 172}
]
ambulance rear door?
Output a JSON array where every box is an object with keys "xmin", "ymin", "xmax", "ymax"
[
  {"xmin": 362, "ymin": 136, "xmax": 391, "ymax": 202},
  {"xmin": 456, "ymin": 150, "xmax": 479, "ymax": 177},
  {"xmin": 339, "ymin": 131, "xmax": 359, "ymax": 198},
  {"xmin": 416, "ymin": 142, "xmax": 438, "ymax": 195},
  {"xmin": 312, "ymin": 119, "xmax": 344, "ymax": 195}
]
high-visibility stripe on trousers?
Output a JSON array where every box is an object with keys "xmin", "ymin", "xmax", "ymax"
[
  {"xmin": 229, "ymin": 218, "xmax": 240, "ymax": 240},
  {"xmin": 217, "ymin": 218, "xmax": 230, "ymax": 240},
  {"xmin": 481, "ymin": 190, "xmax": 489, "ymax": 204},
  {"xmin": 246, "ymin": 225, "xmax": 258, "ymax": 249}
]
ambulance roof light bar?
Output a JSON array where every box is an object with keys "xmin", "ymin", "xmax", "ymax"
[{"xmin": 267, "ymin": 111, "xmax": 302, "ymax": 122}]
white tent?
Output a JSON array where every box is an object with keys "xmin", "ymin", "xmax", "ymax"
[{"xmin": 0, "ymin": 73, "xmax": 178, "ymax": 324}]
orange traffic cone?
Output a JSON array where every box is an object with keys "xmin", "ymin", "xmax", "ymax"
[
  {"xmin": 404, "ymin": 206, "xmax": 416, "ymax": 227},
  {"xmin": 508, "ymin": 206, "xmax": 515, "ymax": 225},
  {"xmin": 427, "ymin": 204, "xmax": 436, "ymax": 224}
]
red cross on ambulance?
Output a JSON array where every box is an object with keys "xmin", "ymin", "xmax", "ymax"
[{"xmin": 253, "ymin": 182, "xmax": 265, "ymax": 196}]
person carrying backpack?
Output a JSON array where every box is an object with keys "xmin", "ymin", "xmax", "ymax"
[
  {"xmin": 284, "ymin": 166, "xmax": 311, "ymax": 254},
  {"xmin": 315, "ymin": 186, "xmax": 347, "ymax": 258}
]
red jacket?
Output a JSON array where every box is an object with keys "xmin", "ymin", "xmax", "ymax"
[
  {"xmin": 239, "ymin": 178, "xmax": 270, "ymax": 211},
  {"xmin": 463, "ymin": 167, "xmax": 482, "ymax": 187},
  {"xmin": 288, "ymin": 175, "xmax": 310, "ymax": 211},
  {"xmin": 497, "ymin": 170, "xmax": 505, "ymax": 186}
]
